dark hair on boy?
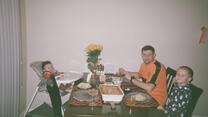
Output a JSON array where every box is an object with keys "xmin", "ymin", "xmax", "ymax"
[
  {"xmin": 179, "ymin": 66, "xmax": 194, "ymax": 79},
  {"xmin": 142, "ymin": 45, "xmax": 155, "ymax": 54},
  {"xmin": 42, "ymin": 61, "xmax": 52, "ymax": 70}
]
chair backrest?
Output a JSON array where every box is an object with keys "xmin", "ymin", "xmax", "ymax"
[
  {"xmin": 30, "ymin": 61, "xmax": 44, "ymax": 80},
  {"xmin": 166, "ymin": 67, "xmax": 176, "ymax": 95},
  {"xmin": 186, "ymin": 84, "xmax": 203, "ymax": 117}
]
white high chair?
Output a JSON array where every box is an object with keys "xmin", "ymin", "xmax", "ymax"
[{"xmin": 23, "ymin": 61, "xmax": 64, "ymax": 117}]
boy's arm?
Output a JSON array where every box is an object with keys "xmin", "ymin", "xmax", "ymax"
[{"xmin": 50, "ymin": 69, "xmax": 58, "ymax": 75}]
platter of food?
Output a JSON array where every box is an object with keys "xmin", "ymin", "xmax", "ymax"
[{"xmin": 126, "ymin": 92, "xmax": 151, "ymax": 103}]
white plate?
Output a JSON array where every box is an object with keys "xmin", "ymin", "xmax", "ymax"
[{"xmin": 77, "ymin": 82, "xmax": 91, "ymax": 89}]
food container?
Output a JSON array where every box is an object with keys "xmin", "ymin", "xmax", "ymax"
[{"xmin": 99, "ymin": 84, "xmax": 124, "ymax": 103}]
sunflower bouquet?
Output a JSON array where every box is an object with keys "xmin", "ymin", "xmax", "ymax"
[{"xmin": 84, "ymin": 44, "xmax": 103, "ymax": 73}]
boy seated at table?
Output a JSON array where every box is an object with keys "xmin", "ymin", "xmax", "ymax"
[
  {"xmin": 42, "ymin": 61, "xmax": 63, "ymax": 117},
  {"xmin": 158, "ymin": 66, "xmax": 193, "ymax": 117}
]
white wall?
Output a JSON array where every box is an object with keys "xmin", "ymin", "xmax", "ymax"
[{"xmin": 25, "ymin": 0, "xmax": 208, "ymax": 116}]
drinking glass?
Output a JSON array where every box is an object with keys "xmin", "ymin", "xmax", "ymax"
[
  {"xmin": 127, "ymin": 95, "xmax": 136, "ymax": 115},
  {"xmin": 88, "ymin": 89, "xmax": 98, "ymax": 111}
]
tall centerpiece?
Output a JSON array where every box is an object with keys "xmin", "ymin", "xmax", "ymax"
[{"xmin": 84, "ymin": 44, "xmax": 103, "ymax": 87}]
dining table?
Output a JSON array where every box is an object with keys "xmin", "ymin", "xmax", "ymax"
[{"xmin": 64, "ymin": 73, "xmax": 167, "ymax": 117}]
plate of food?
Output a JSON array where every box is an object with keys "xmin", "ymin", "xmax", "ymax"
[
  {"xmin": 73, "ymin": 90, "xmax": 99, "ymax": 102},
  {"xmin": 77, "ymin": 82, "xmax": 91, "ymax": 89},
  {"xmin": 126, "ymin": 92, "xmax": 151, "ymax": 103}
]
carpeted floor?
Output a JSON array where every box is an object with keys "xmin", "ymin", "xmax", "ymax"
[{"xmin": 26, "ymin": 101, "xmax": 69, "ymax": 117}]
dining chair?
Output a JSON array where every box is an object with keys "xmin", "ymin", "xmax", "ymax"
[
  {"xmin": 166, "ymin": 67, "xmax": 176, "ymax": 95},
  {"xmin": 186, "ymin": 84, "xmax": 203, "ymax": 117},
  {"xmin": 23, "ymin": 61, "xmax": 64, "ymax": 117}
]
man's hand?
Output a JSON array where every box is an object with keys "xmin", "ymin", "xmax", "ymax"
[
  {"xmin": 119, "ymin": 68, "xmax": 126, "ymax": 74},
  {"xmin": 124, "ymin": 72, "xmax": 131, "ymax": 80},
  {"xmin": 119, "ymin": 68, "xmax": 131, "ymax": 80}
]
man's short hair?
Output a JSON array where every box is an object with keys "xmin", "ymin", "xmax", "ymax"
[
  {"xmin": 141, "ymin": 45, "xmax": 155, "ymax": 54},
  {"xmin": 179, "ymin": 66, "xmax": 194, "ymax": 79},
  {"xmin": 42, "ymin": 61, "xmax": 52, "ymax": 70}
]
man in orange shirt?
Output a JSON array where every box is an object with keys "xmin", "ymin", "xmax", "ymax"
[{"xmin": 119, "ymin": 45, "xmax": 167, "ymax": 109}]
